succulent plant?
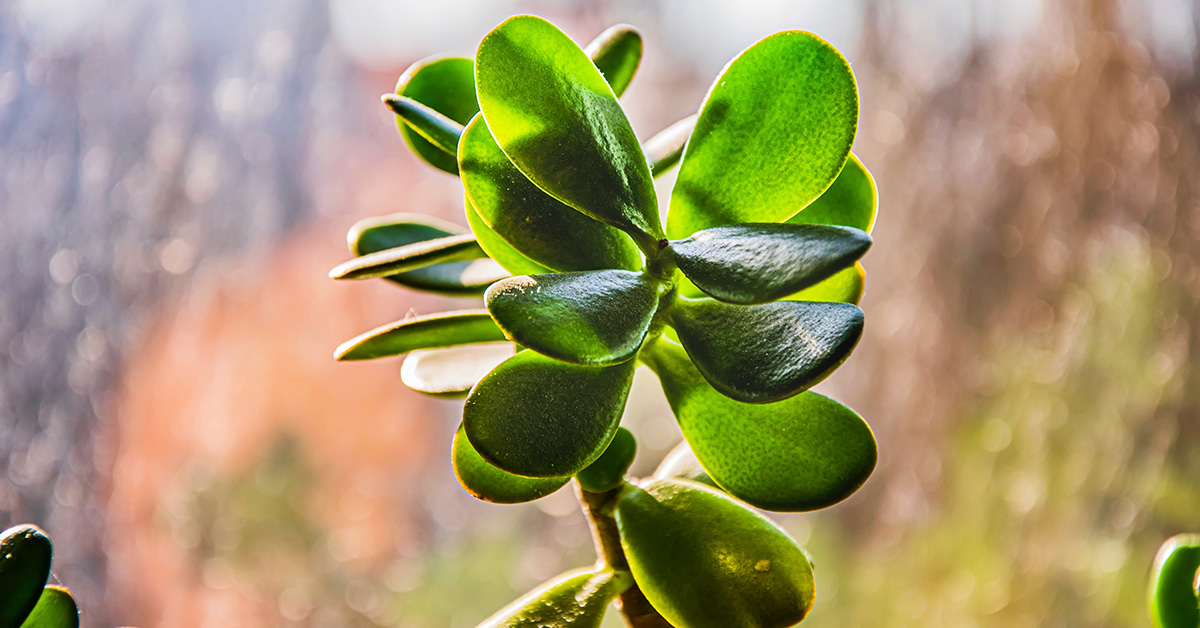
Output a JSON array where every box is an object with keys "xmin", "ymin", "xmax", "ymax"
[
  {"xmin": 0, "ymin": 525, "xmax": 79, "ymax": 628},
  {"xmin": 1149, "ymin": 534, "xmax": 1200, "ymax": 628}
]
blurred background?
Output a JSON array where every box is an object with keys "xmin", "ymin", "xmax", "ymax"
[{"xmin": 1, "ymin": 0, "xmax": 1198, "ymax": 626}]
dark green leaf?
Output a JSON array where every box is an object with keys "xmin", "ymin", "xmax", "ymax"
[
  {"xmin": 788, "ymin": 153, "xmax": 876, "ymax": 232},
  {"xmin": 652, "ymin": 441, "xmax": 716, "ymax": 488},
  {"xmin": 330, "ymin": 233, "xmax": 484, "ymax": 281},
  {"xmin": 393, "ymin": 56, "xmax": 479, "ymax": 174},
  {"xmin": 476, "ymin": 15, "xmax": 661, "ymax": 246},
  {"xmin": 452, "ymin": 424, "xmax": 569, "ymax": 503},
  {"xmin": 17, "ymin": 587, "xmax": 78, "ymax": 628},
  {"xmin": 478, "ymin": 568, "xmax": 630, "ymax": 628},
  {"xmin": 400, "ymin": 342, "xmax": 515, "ymax": 397},
  {"xmin": 644, "ymin": 115, "xmax": 697, "ymax": 177},
  {"xmin": 667, "ymin": 299, "xmax": 863, "ymax": 403},
  {"xmin": 335, "ymin": 311, "xmax": 505, "ymax": 361},
  {"xmin": 486, "ymin": 270, "xmax": 659, "ymax": 365},
  {"xmin": 348, "ymin": 213, "xmax": 507, "ymax": 294},
  {"xmin": 576, "ymin": 427, "xmax": 637, "ymax": 492},
  {"xmin": 465, "ymin": 196, "xmax": 555, "ymax": 276},
  {"xmin": 584, "ymin": 24, "xmax": 642, "ymax": 98},
  {"xmin": 1150, "ymin": 534, "xmax": 1200, "ymax": 628},
  {"xmin": 383, "ymin": 94, "xmax": 463, "ymax": 155},
  {"xmin": 666, "ymin": 31, "xmax": 858, "ymax": 238},
  {"xmin": 642, "ymin": 339, "xmax": 876, "ymax": 511},
  {"xmin": 669, "ymin": 223, "xmax": 871, "ymax": 304},
  {"xmin": 459, "ymin": 115, "xmax": 642, "ymax": 272},
  {"xmin": 615, "ymin": 479, "xmax": 815, "ymax": 628},
  {"xmin": 785, "ymin": 263, "xmax": 865, "ymax": 304},
  {"xmin": 0, "ymin": 525, "xmax": 52, "ymax": 628},
  {"xmin": 464, "ymin": 351, "xmax": 636, "ymax": 477}
]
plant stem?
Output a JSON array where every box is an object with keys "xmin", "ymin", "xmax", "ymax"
[{"xmin": 576, "ymin": 481, "xmax": 672, "ymax": 628}]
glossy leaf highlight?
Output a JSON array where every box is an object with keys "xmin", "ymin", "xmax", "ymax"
[
  {"xmin": 478, "ymin": 568, "xmax": 630, "ymax": 628},
  {"xmin": 348, "ymin": 213, "xmax": 507, "ymax": 294},
  {"xmin": 452, "ymin": 425, "xmax": 570, "ymax": 504},
  {"xmin": 0, "ymin": 525, "xmax": 52, "ymax": 628},
  {"xmin": 330, "ymin": 233, "xmax": 484, "ymax": 281},
  {"xmin": 393, "ymin": 56, "xmax": 479, "ymax": 174},
  {"xmin": 336, "ymin": 311, "xmax": 505, "ymax": 361}
]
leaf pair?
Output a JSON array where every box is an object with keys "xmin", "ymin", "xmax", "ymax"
[{"xmin": 0, "ymin": 525, "xmax": 79, "ymax": 628}]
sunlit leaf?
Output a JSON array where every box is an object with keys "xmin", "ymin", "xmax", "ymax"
[
  {"xmin": 644, "ymin": 115, "xmax": 697, "ymax": 177},
  {"xmin": 1150, "ymin": 534, "xmax": 1200, "ymax": 628},
  {"xmin": 383, "ymin": 94, "xmax": 463, "ymax": 155},
  {"xmin": 788, "ymin": 153, "xmax": 876, "ymax": 232},
  {"xmin": 393, "ymin": 56, "xmax": 479, "ymax": 174},
  {"xmin": 348, "ymin": 213, "xmax": 507, "ymax": 294},
  {"xmin": 576, "ymin": 427, "xmax": 637, "ymax": 493},
  {"xmin": 465, "ymin": 196, "xmax": 555, "ymax": 276},
  {"xmin": 478, "ymin": 568, "xmax": 630, "ymax": 628},
  {"xmin": 335, "ymin": 311, "xmax": 505, "ymax": 361},
  {"xmin": 785, "ymin": 263, "xmax": 865, "ymax": 304},
  {"xmin": 584, "ymin": 24, "xmax": 642, "ymax": 98},
  {"xmin": 400, "ymin": 342, "xmax": 515, "ymax": 398},
  {"xmin": 0, "ymin": 525, "xmax": 52, "ymax": 628},
  {"xmin": 17, "ymin": 587, "xmax": 78, "ymax": 628},
  {"xmin": 329, "ymin": 233, "xmax": 484, "ymax": 281},
  {"xmin": 452, "ymin": 425, "xmax": 569, "ymax": 504}
]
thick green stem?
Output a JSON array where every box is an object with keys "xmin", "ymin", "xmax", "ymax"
[{"xmin": 576, "ymin": 481, "xmax": 672, "ymax": 628}]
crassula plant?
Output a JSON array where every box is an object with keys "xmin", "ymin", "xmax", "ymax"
[
  {"xmin": 0, "ymin": 525, "xmax": 80, "ymax": 628},
  {"xmin": 330, "ymin": 14, "xmax": 878, "ymax": 628}
]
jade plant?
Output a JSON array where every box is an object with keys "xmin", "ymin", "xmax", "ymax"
[
  {"xmin": 331, "ymin": 15, "xmax": 878, "ymax": 627},
  {"xmin": 1149, "ymin": 534, "xmax": 1200, "ymax": 628},
  {"xmin": 0, "ymin": 525, "xmax": 80, "ymax": 628}
]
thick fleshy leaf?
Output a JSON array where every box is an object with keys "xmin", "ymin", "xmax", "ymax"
[
  {"xmin": 452, "ymin": 425, "xmax": 569, "ymax": 504},
  {"xmin": 476, "ymin": 15, "xmax": 661, "ymax": 245},
  {"xmin": 666, "ymin": 31, "xmax": 858, "ymax": 238},
  {"xmin": 335, "ymin": 311, "xmax": 505, "ymax": 361},
  {"xmin": 464, "ymin": 350, "xmax": 636, "ymax": 477},
  {"xmin": 330, "ymin": 233, "xmax": 484, "ymax": 281},
  {"xmin": 459, "ymin": 115, "xmax": 642, "ymax": 272},
  {"xmin": 478, "ymin": 568, "xmax": 630, "ymax": 628},
  {"xmin": 786, "ymin": 263, "xmax": 865, "ymax": 304},
  {"xmin": 465, "ymin": 196, "xmax": 555, "ymax": 276},
  {"xmin": 393, "ymin": 56, "xmax": 479, "ymax": 174},
  {"xmin": 383, "ymin": 94, "xmax": 463, "ymax": 155},
  {"xmin": 17, "ymin": 587, "xmax": 78, "ymax": 628},
  {"xmin": 400, "ymin": 342, "xmax": 515, "ymax": 397},
  {"xmin": 668, "ymin": 299, "xmax": 863, "ymax": 403},
  {"xmin": 642, "ymin": 340, "xmax": 877, "ymax": 511},
  {"xmin": 0, "ymin": 525, "xmax": 52, "ymax": 628},
  {"xmin": 576, "ymin": 427, "xmax": 636, "ymax": 493},
  {"xmin": 652, "ymin": 441, "xmax": 716, "ymax": 488},
  {"xmin": 348, "ymin": 213, "xmax": 507, "ymax": 294},
  {"xmin": 788, "ymin": 153, "xmax": 876, "ymax": 232},
  {"xmin": 1150, "ymin": 534, "xmax": 1200, "ymax": 628},
  {"xmin": 669, "ymin": 223, "xmax": 870, "ymax": 304},
  {"xmin": 584, "ymin": 25, "xmax": 642, "ymax": 98},
  {"xmin": 615, "ymin": 479, "xmax": 815, "ymax": 628},
  {"xmin": 485, "ymin": 271, "xmax": 659, "ymax": 366},
  {"xmin": 644, "ymin": 115, "xmax": 697, "ymax": 177}
]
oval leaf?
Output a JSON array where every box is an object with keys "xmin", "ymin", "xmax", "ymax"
[
  {"xmin": 459, "ymin": 115, "xmax": 642, "ymax": 272},
  {"xmin": 786, "ymin": 263, "xmax": 866, "ymax": 304},
  {"xmin": 667, "ymin": 31, "xmax": 858, "ymax": 238},
  {"xmin": 584, "ymin": 24, "xmax": 642, "ymax": 98},
  {"xmin": 335, "ymin": 311, "xmax": 505, "ymax": 361},
  {"xmin": 644, "ymin": 115, "xmax": 697, "ymax": 177},
  {"xmin": 486, "ymin": 270, "xmax": 659, "ymax": 366},
  {"xmin": 669, "ymin": 223, "xmax": 871, "ymax": 304},
  {"xmin": 393, "ymin": 56, "xmax": 479, "ymax": 174},
  {"xmin": 476, "ymin": 15, "xmax": 661, "ymax": 245},
  {"xmin": 452, "ymin": 425, "xmax": 570, "ymax": 504},
  {"xmin": 0, "ymin": 525, "xmax": 52, "ymax": 628},
  {"xmin": 348, "ymin": 213, "xmax": 507, "ymax": 294},
  {"xmin": 18, "ymin": 586, "xmax": 78, "ymax": 628},
  {"xmin": 479, "ymin": 568, "xmax": 630, "ymax": 628},
  {"xmin": 615, "ymin": 479, "xmax": 815, "ymax": 628},
  {"xmin": 383, "ymin": 94, "xmax": 463, "ymax": 155},
  {"xmin": 642, "ymin": 339, "xmax": 876, "ymax": 511},
  {"xmin": 464, "ymin": 350, "xmax": 636, "ymax": 477},
  {"xmin": 330, "ymin": 233, "xmax": 484, "ymax": 281},
  {"xmin": 465, "ymin": 195, "xmax": 555, "ymax": 276},
  {"xmin": 788, "ymin": 153, "xmax": 876, "ymax": 232},
  {"xmin": 1150, "ymin": 534, "xmax": 1200, "ymax": 628},
  {"xmin": 576, "ymin": 426, "xmax": 637, "ymax": 493},
  {"xmin": 400, "ymin": 342, "xmax": 515, "ymax": 398}
]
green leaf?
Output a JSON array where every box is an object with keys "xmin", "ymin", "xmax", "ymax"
[
  {"xmin": 1150, "ymin": 534, "xmax": 1200, "ymax": 628},
  {"xmin": 666, "ymin": 31, "xmax": 858, "ymax": 238},
  {"xmin": 576, "ymin": 427, "xmax": 637, "ymax": 492},
  {"xmin": 452, "ymin": 424, "xmax": 569, "ymax": 504},
  {"xmin": 400, "ymin": 342, "xmax": 515, "ymax": 398},
  {"xmin": 669, "ymin": 223, "xmax": 871, "ymax": 304},
  {"xmin": 348, "ymin": 213, "xmax": 507, "ymax": 294},
  {"xmin": 486, "ymin": 271, "xmax": 659, "ymax": 365},
  {"xmin": 393, "ymin": 56, "xmax": 479, "ymax": 174},
  {"xmin": 476, "ymin": 15, "xmax": 661, "ymax": 246},
  {"xmin": 329, "ymin": 233, "xmax": 485, "ymax": 281},
  {"xmin": 642, "ymin": 339, "xmax": 876, "ymax": 511},
  {"xmin": 17, "ymin": 587, "xmax": 77, "ymax": 628},
  {"xmin": 459, "ymin": 115, "xmax": 642, "ymax": 272},
  {"xmin": 465, "ymin": 195, "xmax": 555, "ymax": 276},
  {"xmin": 464, "ymin": 350, "xmax": 636, "ymax": 477},
  {"xmin": 788, "ymin": 153, "xmax": 876, "ymax": 232},
  {"xmin": 478, "ymin": 568, "xmax": 630, "ymax": 628},
  {"xmin": 584, "ymin": 24, "xmax": 642, "ymax": 98},
  {"xmin": 653, "ymin": 441, "xmax": 716, "ymax": 489},
  {"xmin": 383, "ymin": 94, "xmax": 463, "ymax": 155},
  {"xmin": 0, "ymin": 525, "xmax": 52, "ymax": 628},
  {"xmin": 335, "ymin": 311, "xmax": 505, "ymax": 361},
  {"xmin": 644, "ymin": 115, "xmax": 697, "ymax": 177},
  {"xmin": 615, "ymin": 479, "xmax": 815, "ymax": 628},
  {"xmin": 667, "ymin": 299, "xmax": 863, "ymax": 403},
  {"xmin": 785, "ymin": 263, "xmax": 865, "ymax": 304}
]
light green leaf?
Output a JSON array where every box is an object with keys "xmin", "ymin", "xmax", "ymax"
[
  {"xmin": 17, "ymin": 587, "xmax": 77, "ymax": 628},
  {"xmin": 464, "ymin": 351, "xmax": 636, "ymax": 477},
  {"xmin": 486, "ymin": 270, "xmax": 660, "ymax": 365},
  {"xmin": 788, "ymin": 153, "xmax": 876, "ymax": 232},
  {"xmin": 465, "ymin": 196, "xmax": 555, "ymax": 276},
  {"xmin": 615, "ymin": 479, "xmax": 815, "ymax": 628},
  {"xmin": 786, "ymin": 263, "xmax": 865, "ymax": 304},
  {"xmin": 0, "ymin": 525, "xmax": 52, "ymax": 628},
  {"xmin": 666, "ymin": 31, "xmax": 858, "ymax": 238},
  {"xmin": 329, "ymin": 233, "xmax": 484, "ymax": 281},
  {"xmin": 383, "ymin": 94, "xmax": 463, "ymax": 155},
  {"xmin": 393, "ymin": 56, "xmax": 479, "ymax": 174},
  {"xmin": 400, "ymin": 342, "xmax": 515, "ymax": 398},
  {"xmin": 576, "ymin": 427, "xmax": 637, "ymax": 493},
  {"xmin": 644, "ymin": 115, "xmax": 697, "ymax": 177},
  {"xmin": 348, "ymin": 213, "xmax": 507, "ymax": 294},
  {"xmin": 584, "ymin": 24, "xmax": 642, "ymax": 98},
  {"xmin": 642, "ymin": 339, "xmax": 877, "ymax": 511},
  {"xmin": 478, "ymin": 568, "xmax": 630, "ymax": 628},
  {"xmin": 669, "ymin": 223, "xmax": 871, "ymax": 304},
  {"xmin": 459, "ymin": 115, "xmax": 642, "ymax": 272},
  {"xmin": 667, "ymin": 299, "xmax": 863, "ymax": 403},
  {"xmin": 452, "ymin": 424, "xmax": 569, "ymax": 504},
  {"xmin": 1150, "ymin": 534, "xmax": 1200, "ymax": 628},
  {"xmin": 335, "ymin": 311, "xmax": 505, "ymax": 361},
  {"xmin": 476, "ymin": 15, "xmax": 661, "ymax": 246}
]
